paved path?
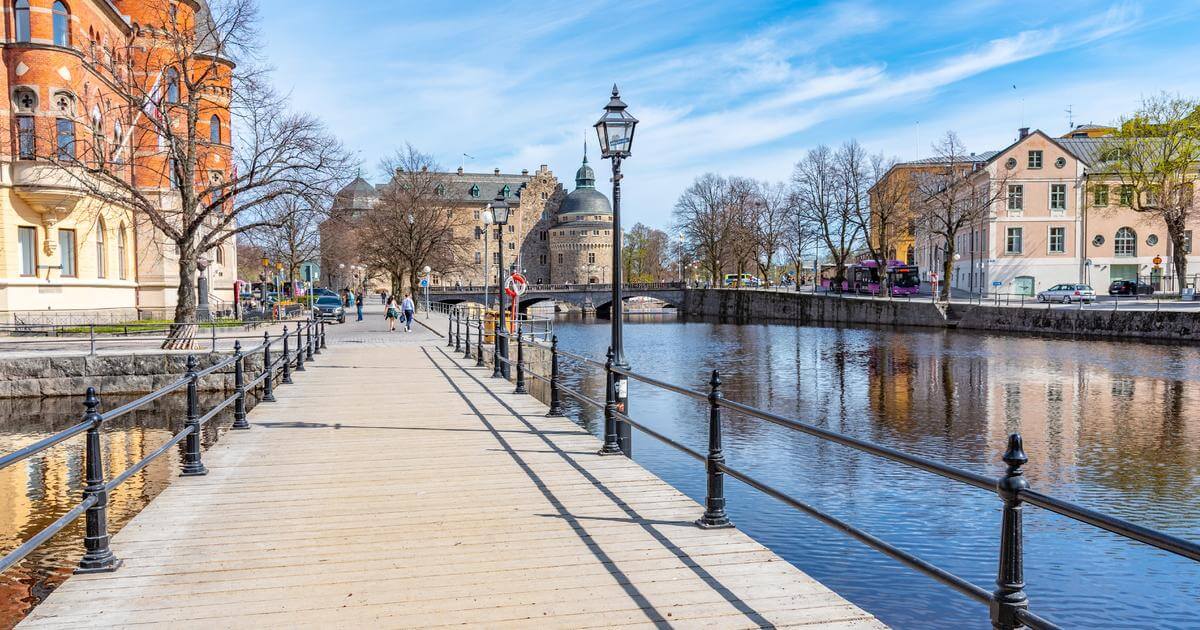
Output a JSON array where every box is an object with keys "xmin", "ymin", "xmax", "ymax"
[{"xmin": 19, "ymin": 311, "xmax": 883, "ymax": 629}]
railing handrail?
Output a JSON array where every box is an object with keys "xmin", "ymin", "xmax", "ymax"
[{"xmin": 0, "ymin": 315, "xmax": 329, "ymax": 580}]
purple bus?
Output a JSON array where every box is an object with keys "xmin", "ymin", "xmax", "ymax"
[{"xmin": 850, "ymin": 260, "xmax": 921, "ymax": 296}]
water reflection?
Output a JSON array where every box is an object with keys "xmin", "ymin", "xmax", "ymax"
[
  {"xmin": 552, "ymin": 314, "xmax": 1200, "ymax": 629},
  {"xmin": 0, "ymin": 391, "xmax": 253, "ymax": 626}
]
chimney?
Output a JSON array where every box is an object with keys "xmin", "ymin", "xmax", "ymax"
[
  {"xmin": 1018, "ymin": 127, "xmax": 1030, "ymax": 139},
  {"xmin": 494, "ymin": 167, "xmax": 500, "ymax": 176},
  {"xmin": 420, "ymin": 165, "xmax": 428, "ymax": 172},
  {"xmin": 456, "ymin": 166, "xmax": 463, "ymax": 175},
  {"xmin": 521, "ymin": 169, "xmax": 528, "ymax": 176}
]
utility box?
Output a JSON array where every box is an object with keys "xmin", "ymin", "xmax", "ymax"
[
  {"xmin": 483, "ymin": 309, "xmax": 498, "ymax": 343},
  {"xmin": 1182, "ymin": 286, "xmax": 1195, "ymax": 302}
]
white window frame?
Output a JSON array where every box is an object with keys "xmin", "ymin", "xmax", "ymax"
[
  {"xmin": 1007, "ymin": 185, "xmax": 1024, "ymax": 213},
  {"xmin": 1049, "ymin": 184, "xmax": 1066, "ymax": 215},
  {"xmin": 1005, "ymin": 227, "xmax": 1023, "ymax": 255},
  {"xmin": 1048, "ymin": 226, "xmax": 1065, "ymax": 254}
]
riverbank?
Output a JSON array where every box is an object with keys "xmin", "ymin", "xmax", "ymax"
[{"xmin": 683, "ymin": 288, "xmax": 1200, "ymax": 342}]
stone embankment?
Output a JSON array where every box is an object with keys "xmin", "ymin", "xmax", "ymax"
[
  {"xmin": 0, "ymin": 351, "xmax": 261, "ymax": 398},
  {"xmin": 682, "ymin": 289, "xmax": 1200, "ymax": 342}
]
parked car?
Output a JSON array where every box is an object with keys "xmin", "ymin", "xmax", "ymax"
[
  {"xmin": 1108, "ymin": 280, "xmax": 1154, "ymax": 296},
  {"xmin": 312, "ymin": 287, "xmax": 339, "ymax": 299},
  {"xmin": 312, "ymin": 296, "xmax": 346, "ymax": 323},
  {"xmin": 722, "ymin": 273, "xmax": 761, "ymax": 287},
  {"xmin": 1037, "ymin": 284, "xmax": 1096, "ymax": 304}
]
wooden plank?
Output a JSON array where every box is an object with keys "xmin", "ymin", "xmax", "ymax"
[{"xmin": 19, "ymin": 316, "xmax": 885, "ymax": 629}]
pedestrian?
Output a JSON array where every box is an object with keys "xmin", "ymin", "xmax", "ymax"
[
  {"xmin": 380, "ymin": 291, "xmax": 387, "ymax": 305},
  {"xmin": 355, "ymin": 290, "xmax": 364, "ymax": 321},
  {"xmin": 401, "ymin": 292, "xmax": 416, "ymax": 332},
  {"xmin": 385, "ymin": 295, "xmax": 400, "ymax": 332}
]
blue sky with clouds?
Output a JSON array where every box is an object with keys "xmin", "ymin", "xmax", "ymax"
[{"xmin": 257, "ymin": 0, "xmax": 1200, "ymax": 229}]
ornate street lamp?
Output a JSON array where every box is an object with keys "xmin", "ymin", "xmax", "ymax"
[
  {"xmin": 422, "ymin": 265, "xmax": 432, "ymax": 317},
  {"xmin": 594, "ymin": 84, "xmax": 638, "ymax": 456},
  {"xmin": 488, "ymin": 195, "xmax": 511, "ymax": 378}
]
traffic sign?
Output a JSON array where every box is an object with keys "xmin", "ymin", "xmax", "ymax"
[
  {"xmin": 1153, "ymin": 255, "xmax": 1163, "ymax": 266},
  {"xmin": 419, "ymin": 278, "xmax": 429, "ymax": 288},
  {"xmin": 992, "ymin": 281, "xmax": 1003, "ymax": 287}
]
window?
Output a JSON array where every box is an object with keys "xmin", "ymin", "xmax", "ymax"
[
  {"xmin": 1119, "ymin": 185, "xmax": 1134, "ymax": 207},
  {"xmin": 1028, "ymin": 150, "xmax": 1043, "ymax": 169},
  {"xmin": 117, "ymin": 225, "xmax": 128, "ymax": 278},
  {"xmin": 474, "ymin": 252, "xmax": 481, "ymax": 263},
  {"xmin": 507, "ymin": 225, "xmax": 514, "ymax": 233},
  {"xmin": 209, "ymin": 115, "xmax": 221, "ymax": 144},
  {"xmin": 164, "ymin": 68, "xmax": 180, "ymax": 104},
  {"xmin": 15, "ymin": 0, "xmax": 30, "ymax": 42},
  {"xmin": 492, "ymin": 252, "xmax": 500, "ymax": 264},
  {"xmin": 112, "ymin": 120, "xmax": 124, "ymax": 163},
  {"xmin": 507, "ymin": 242, "xmax": 514, "ymax": 250},
  {"xmin": 1114, "ymin": 227, "xmax": 1136, "ymax": 257},
  {"xmin": 474, "ymin": 227, "xmax": 482, "ymax": 240},
  {"xmin": 557, "ymin": 253, "xmax": 563, "ymax": 264},
  {"xmin": 18, "ymin": 226, "xmax": 36, "ymax": 276},
  {"xmin": 1007, "ymin": 185, "xmax": 1023, "ymax": 211},
  {"xmin": 473, "ymin": 210, "xmax": 480, "ymax": 220},
  {"xmin": 541, "ymin": 191, "xmax": 548, "ymax": 200},
  {"xmin": 539, "ymin": 254, "xmax": 546, "ymax": 265},
  {"xmin": 469, "ymin": 184, "xmax": 480, "ymax": 198},
  {"xmin": 1050, "ymin": 184, "xmax": 1066, "ymax": 213},
  {"xmin": 52, "ymin": 1, "xmax": 70, "ymax": 47},
  {"xmin": 1048, "ymin": 227, "xmax": 1065, "ymax": 254},
  {"xmin": 58, "ymin": 229, "xmax": 76, "ymax": 277},
  {"xmin": 95, "ymin": 220, "xmax": 106, "ymax": 277},
  {"xmin": 501, "ymin": 184, "xmax": 510, "ymax": 196},
  {"xmin": 539, "ymin": 230, "xmax": 547, "ymax": 241},
  {"xmin": 169, "ymin": 158, "xmax": 179, "ymax": 189},
  {"xmin": 1184, "ymin": 231, "xmax": 1193, "ymax": 255},
  {"xmin": 56, "ymin": 118, "xmax": 75, "ymax": 160},
  {"xmin": 1005, "ymin": 227, "xmax": 1023, "ymax": 254},
  {"xmin": 588, "ymin": 252, "xmax": 596, "ymax": 264},
  {"xmin": 215, "ymin": 246, "xmax": 224, "ymax": 266},
  {"xmin": 17, "ymin": 116, "xmax": 35, "ymax": 159},
  {"xmin": 1093, "ymin": 185, "xmax": 1109, "ymax": 206}
]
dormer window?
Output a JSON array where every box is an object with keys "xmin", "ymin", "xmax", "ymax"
[
  {"xmin": 501, "ymin": 184, "xmax": 510, "ymax": 197},
  {"xmin": 469, "ymin": 184, "xmax": 480, "ymax": 198}
]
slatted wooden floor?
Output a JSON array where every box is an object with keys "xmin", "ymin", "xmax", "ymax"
[{"xmin": 20, "ymin": 314, "xmax": 884, "ymax": 629}]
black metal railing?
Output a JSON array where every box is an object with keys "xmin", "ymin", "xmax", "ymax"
[
  {"xmin": 0, "ymin": 316, "xmax": 329, "ymax": 576},
  {"xmin": 438, "ymin": 310, "xmax": 1200, "ymax": 630},
  {"xmin": 0, "ymin": 317, "xmax": 316, "ymax": 355}
]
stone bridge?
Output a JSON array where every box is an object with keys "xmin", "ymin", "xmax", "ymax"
[{"xmin": 427, "ymin": 283, "xmax": 687, "ymax": 318}]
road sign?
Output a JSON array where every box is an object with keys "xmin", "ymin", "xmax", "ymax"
[
  {"xmin": 1153, "ymin": 255, "xmax": 1163, "ymax": 266},
  {"xmin": 992, "ymin": 281, "xmax": 1003, "ymax": 287},
  {"xmin": 419, "ymin": 278, "xmax": 429, "ymax": 288}
]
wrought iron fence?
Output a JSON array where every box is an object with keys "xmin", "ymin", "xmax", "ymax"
[
  {"xmin": 438, "ymin": 312, "xmax": 1200, "ymax": 630},
  {"xmin": 0, "ymin": 318, "xmax": 317, "ymax": 355},
  {"xmin": 0, "ymin": 317, "xmax": 329, "ymax": 576}
]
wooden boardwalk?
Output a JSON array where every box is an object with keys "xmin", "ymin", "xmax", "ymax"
[{"xmin": 20, "ymin": 313, "xmax": 884, "ymax": 629}]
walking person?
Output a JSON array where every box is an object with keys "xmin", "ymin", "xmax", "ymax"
[
  {"xmin": 355, "ymin": 290, "xmax": 364, "ymax": 321},
  {"xmin": 401, "ymin": 292, "xmax": 416, "ymax": 332},
  {"xmin": 385, "ymin": 295, "xmax": 400, "ymax": 332}
]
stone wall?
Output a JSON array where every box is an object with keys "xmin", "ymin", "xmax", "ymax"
[
  {"xmin": 955, "ymin": 305, "xmax": 1200, "ymax": 341},
  {"xmin": 0, "ymin": 351, "xmax": 266, "ymax": 399},
  {"xmin": 682, "ymin": 289, "xmax": 949, "ymax": 328}
]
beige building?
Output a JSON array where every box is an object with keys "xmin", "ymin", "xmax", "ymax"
[{"xmin": 912, "ymin": 127, "xmax": 1200, "ymax": 296}]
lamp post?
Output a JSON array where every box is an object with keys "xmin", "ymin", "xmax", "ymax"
[
  {"xmin": 482, "ymin": 209, "xmax": 493, "ymax": 306},
  {"xmin": 196, "ymin": 257, "xmax": 211, "ymax": 322},
  {"xmin": 595, "ymin": 84, "xmax": 638, "ymax": 456},
  {"xmin": 489, "ymin": 195, "xmax": 511, "ymax": 378},
  {"xmin": 422, "ymin": 265, "xmax": 432, "ymax": 317}
]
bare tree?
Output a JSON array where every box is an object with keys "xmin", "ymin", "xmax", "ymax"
[
  {"xmin": 752, "ymin": 180, "xmax": 789, "ymax": 285},
  {"xmin": 1101, "ymin": 93, "xmax": 1200, "ymax": 290},
  {"xmin": 793, "ymin": 144, "xmax": 862, "ymax": 288},
  {"xmin": 246, "ymin": 198, "xmax": 324, "ymax": 296},
  {"xmin": 356, "ymin": 145, "xmax": 473, "ymax": 296},
  {"xmin": 34, "ymin": 0, "xmax": 353, "ymax": 347},
  {"xmin": 624, "ymin": 223, "xmax": 671, "ymax": 283},
  {"xmin": 782, "ymin": 187, "xmax": 816, "ymax": 290},
  {"xmin": 674, "ymin": 173, "xmax": 736, "ymax": 284},
  {"xmin": 912, "ymin": 132, "xmax": 1007, "ymax": 300},
  {"xmin": 856, "ymin": 154, "xmax": 910, "ymax": 293}
]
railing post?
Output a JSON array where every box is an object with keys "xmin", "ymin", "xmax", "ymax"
[
  {"xmin": 314, "ymin": 318, "xmax": 322, "ymax": 355},
  {"xmin": 76, "ymin": 386, "xmax": 119, "ymax": 573},
  {"xmin": 447, "ymin": 309, "xmax": 454, "ymax": 347},
  {"xmin": 546, "ymin": 335, "xmax": 564, "ymax": 417},
  {"xmin": 491, "ymin": 326, "xmax": 504, "ymax": 379},
  {"xmin": 294, "ymin": 322, "xmax": 306, "ymax": 373},
  {"xmin": 599, "ymin": 347, "xmax": 622, "ymax": 455},
  {"xmin": 698, "ymin": 370, "xmax": 733, "ymax": 528},
  {"xmin": 180, "ymin": 355, "xmax": 208, "ymax": 476},
  {"xmin": 306, "ymin": 318, "xmax": 315, "ymax": 360},
  {"xmin": 455, "ymin": 309, "xmax": 462, "ymax": 352},
  {"xmin": 282, "ymin": 326, "xmax": 293, "ymax": 384},
  {"xmin": 261, "ymin": 331, "xmax": 276, "ymax": 402},
  {"xmin": 475, "ymin": 315, "xmax": 485, "ymax": 367},
  {"xmin": 991, "ymin": 434, "xmax": 1030, "ymax": 630},
  {"xmin": 320, "ymin": 317, "xmax": 327, "ymax": 349},
  {"xmin": 232, "ymin": 340, "xmax": 249, "ymax": 430},
  {"xmin": 514, "ymin": 324, "xmax": 527, "ymax": 394},
  {"xmin": 464, "ymin": 310, "xmax": 473, "ymax": 359}
]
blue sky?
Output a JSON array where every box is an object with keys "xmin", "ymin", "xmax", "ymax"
[{"xmin": 257, "ymin": 0, "xmax": 1200, "ymax": 230}]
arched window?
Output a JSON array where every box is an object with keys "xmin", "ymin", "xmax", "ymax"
[
  {"xmin": 117, "ymin": 223, "xmax": 128, "ymax": 279},
  {"xmin": 95, "ymin": 218, "xmax": 106, "ymax": 278},
  {"xmin": 52, "ymin": 1, "xmax": 70, "ymax": 47},
  {"xmin": 15, "ymin": 0, "xmax": 31, "ymax": 42},
  {"xmin": 209, "ymin": 115, "xmax": 221, "ymax": 144},
  {"xmin": 164, "ymin": 68, "xmax": 180, "ymax": 103},
  {"xmin": 1114, "ymin": 227, "xmax": 1137, "ymax": 257},
  {"xmin": 112, "ymin": 120, "xmax": 124, "ymax": 163},
  {"xmin": 215, "ymin": 245, "xmax": 224, "ymax": 266}
]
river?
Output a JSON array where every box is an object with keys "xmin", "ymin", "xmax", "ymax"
[{"xmin": 549, "ymin": 314, "xmax": 1200, "ymax": 629}]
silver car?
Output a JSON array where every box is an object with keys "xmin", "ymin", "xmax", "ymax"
[{"xmin": 1037, "ymin": 283, "xmax": 1096, "ymax": 304}]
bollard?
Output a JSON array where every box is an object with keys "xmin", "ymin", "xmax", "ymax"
[
  {"xmin": 295, "ymin": 323, "xmax": 306, "ymax": 372},
  {"xmin": 546, "ymin": 335, "xmax": 564, "ymax": 417},
  {"xmin": 314, "ymin": 318, "xmax": 323, "ymax": 355},
  {"xmin": 697, "ymin": 370, "xmax": 733, "ymax": 528},
  {"xmin": 990, "ymin": 434, "xmax": 1030, "ymax": 630},
  {"xmin": 475, "ymin": 315, "xmax": 485, "ymax": 367},
  {"xmin": 455, "ymin": 309, "xmax": 462, "ymax": 352},
  {"xmin": 180, "ymin": 355, "xmax": 208, "ymax": 476},
  {"xmin": 76, "ymin": 387, "xmax": 120, "ymax": 573},
  {"xmin": 514, "ymin": 324, "xmax": 527, "ymax": 394},
  {"xmin": 262, "ymin": 331, "xmax": 276, "ymax": 402},
  {"xmin": 306, "ymin": 319, "xmax": 315, "ymax": 360},
  {"xmin": 464, "ymin": 311, "xmax": 473, "ymax": 359},
  {"xmin": 599, "ymin": 347, "xmax": 622, "ymax": 455},
  {"xmin": 232, "ymin": 341, "xmax": 249, "ymax": 430},
  {"xmin": 320, "ymin": 317, "xmax": 328, "ymax": 349},
  {"xmin": 492, "ymin": 327, "xmax": 504, "ymax": 379},
  {"xmin": 282, "ymin": 326, "xmax": 293, "ymax": 384}
]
